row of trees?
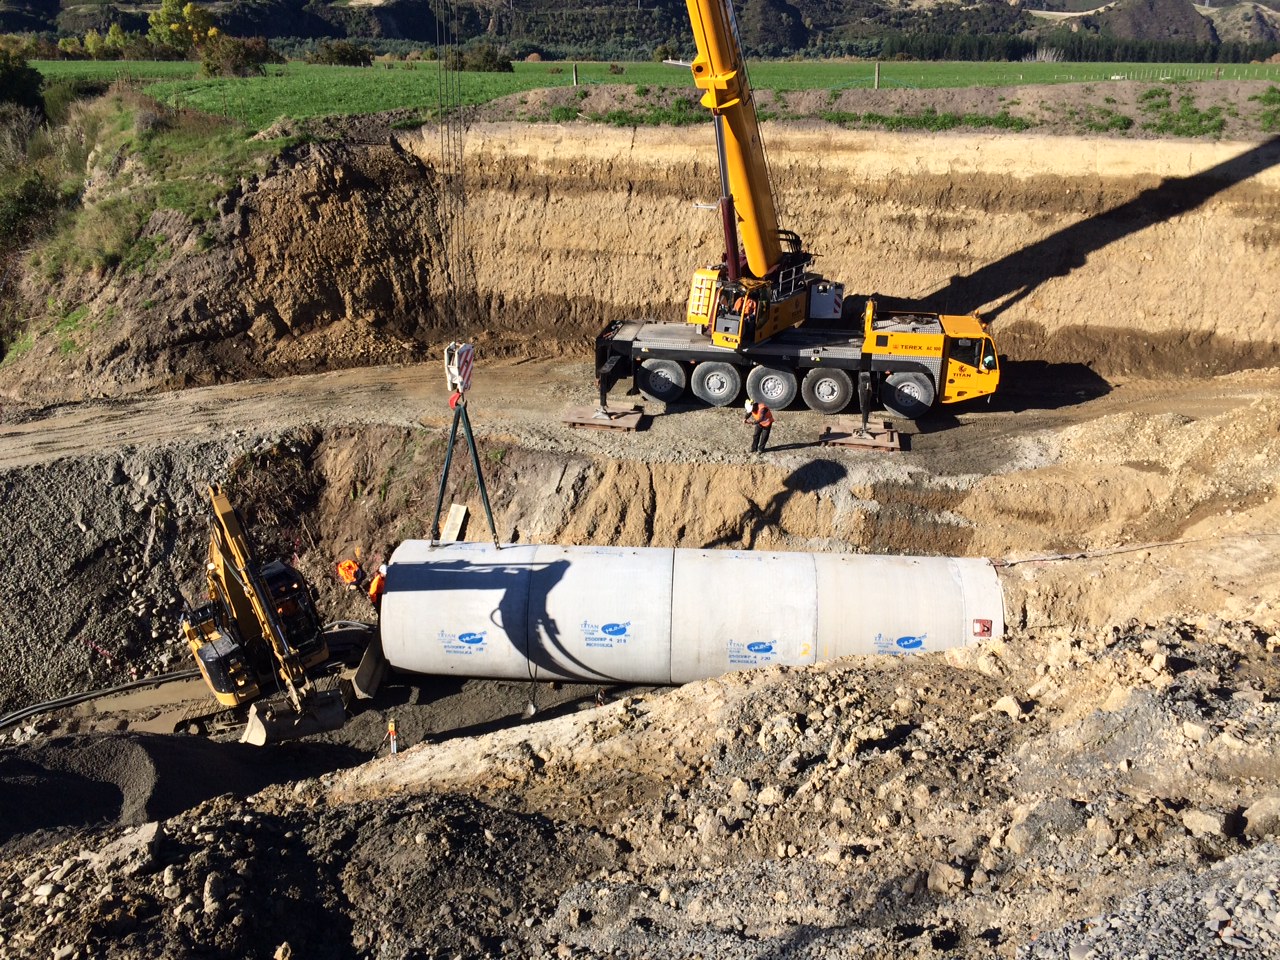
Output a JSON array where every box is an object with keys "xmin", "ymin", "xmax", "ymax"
[
  {"xmin": 805, "ymin": 30, "xmax": 1280, "ymax": 64},
  {"xmin": 2, "ymin": 0, "xmax": 285, "ymax": 77},
  {"xmin": 1040, "ymin": 31, "xmax": 1280, "ymax": 65},
  {"xmin": 48, "ymin": 0, "xmax": 217, "ymax": 61}
]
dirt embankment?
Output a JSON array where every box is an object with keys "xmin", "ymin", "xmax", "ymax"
[
  {"xmin": 2, "ymin": 107, "xmax": 1278, "ymax": 405},
  {"xmin": 1, "ymin": 358, "xmax": 1276, "ymax": 716}
]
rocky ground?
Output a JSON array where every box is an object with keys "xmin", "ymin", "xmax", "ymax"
[
  {"xmin": 0, "ymin": 353, "xmax": 1276, "ymax": 958},
  {"xmin": 0, "ymin": 79, "xmax": 1279, "ymax": 958},
  {"xmin": 2, "ymin": 616, "xmax": 1278, "ymax": 959}
]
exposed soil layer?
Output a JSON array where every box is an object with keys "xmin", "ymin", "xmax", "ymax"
[
  {"xmin": 1, "ymin": 360, "xmax": 1276, "ymax": 717},
  {"xmin": 2, "ymin": 101, "xmax": 1278, "ymax": 406}
]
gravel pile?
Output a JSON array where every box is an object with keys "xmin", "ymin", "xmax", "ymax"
[
  {"xmin": 0, "ymin": 432, "xmax": 298, "ymax": 714},
  {"xmin": 1022, "ymin": 842, "xmax": 1280, "ymax": 959},
  {"xmin": 7, "ymin": 618, "xmax": 1274, "ymax": 958}
]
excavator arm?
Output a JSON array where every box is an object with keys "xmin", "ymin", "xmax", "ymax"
[{"xmin": 205, "ymin": 484, "xmax": 313, "ymax": 710}]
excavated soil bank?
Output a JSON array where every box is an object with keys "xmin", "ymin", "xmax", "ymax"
[
  {"xmin": 1, "ymin": 360, "xmax": 1276, "ymax": 717},
  {"xmin": 2, "ymin": 123, "xmax": 1277, "ymax": 405}
]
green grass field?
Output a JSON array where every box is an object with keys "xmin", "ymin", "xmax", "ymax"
[
  {"xmin": 33, "ymin": 59, "xmax": 202, "ymax": 82},
  {"xmin": 33, "ymin": 58, "xmax": 1280, "ymax": 130}
]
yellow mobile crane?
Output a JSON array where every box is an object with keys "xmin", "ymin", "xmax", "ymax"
[
  {"xmin": 180, "ymin": 484, "xmax": 347, "ymax": 744},
  {"xmin": 596, "ymin": 0, "xmax": 1000, "ymax": 421}
]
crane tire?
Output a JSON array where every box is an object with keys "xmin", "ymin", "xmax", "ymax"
[
  {"xmin": 745, "ymin": 365, "xmax": 798, "ymax": 410},
  {"xmin": 880, "ymin": 371, "xmax": 936, "ymax": 420},
  {"xmin": 800, "ymin": 368, "xmax": 853, "ymax": 414},
  {"xmin": 691, "ymin": 361, "xmax": 743, "ymax": 407},
  {"xmin": 638, "ymin": 358, "xmax": 687, "ymax": 404}
]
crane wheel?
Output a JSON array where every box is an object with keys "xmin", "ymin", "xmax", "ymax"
[
  {"xmin": 691, "ymin": 361, "xmax": 742, "ymax": 407},
  {"xmin": 800, "ymin": 368, "xmax": 853, "ymax": 414},
  {"xmin": 638, "ymin": 358, "xmax": 687, "ymax": 404},
  {"xmin": 745, "ymin": 365, "xmax": 798, "ymax": 410},
  {"xmin": 880, "ymin": 371, "xmax": 936, "ymax": 420}
]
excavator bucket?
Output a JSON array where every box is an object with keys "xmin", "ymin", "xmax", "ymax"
[{"xmin": 240, "ymin": 689, "xmax": 347, "ymax": 746}]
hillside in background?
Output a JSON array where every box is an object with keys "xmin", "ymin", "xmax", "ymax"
[
  {"xmin": 2, "ymin": 0, "xmax": 1279, "ymax": 60},
  {"xmin": 1200, "ymin": 1, "xmax": 1280, "ymax": 43},
  {"xmin": 1094, "ymin": 0, "xmax": 1219, "ymax": 41}
]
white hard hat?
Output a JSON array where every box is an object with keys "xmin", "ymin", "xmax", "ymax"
[
  {"xmin": 744, "ymin": 399, "xmax": 753, "ymax": 411},
  {"xmin": 379, "ymin": 564, "xmax": 387, "ymax": 575}
]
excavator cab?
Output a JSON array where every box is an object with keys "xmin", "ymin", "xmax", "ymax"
[
  {"xmin": 259, "ymin": 560, "xmax": 327, "ymax": 669},
  {"xmin": 182, "ymin": 602, "xmax": 260, "ymax": 707}
]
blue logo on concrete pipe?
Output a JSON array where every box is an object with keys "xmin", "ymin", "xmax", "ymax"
[
  {"xmin": 747, "ymin": 642, "xmax": 774, "ymax": 654},
  {"xmin": 895, "ymin": 636, "xmax": 924, "ymax": 650},
  {"xmin": 440, "ymin": 628, "xmax": 487, "ymax": 655},
  {"xmin": 582, "ymin": 620, "xmax": 630, "ymax": 648}
]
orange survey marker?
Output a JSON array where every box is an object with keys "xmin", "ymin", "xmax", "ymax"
[{"xmin": 388, "ymin": 718, "xmax": 398, "ymax": 756}]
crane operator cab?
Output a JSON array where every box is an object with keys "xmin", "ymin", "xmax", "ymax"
[{"xmin": 940, "ymin": 326, "xmax": 1000, "ymax": 404}]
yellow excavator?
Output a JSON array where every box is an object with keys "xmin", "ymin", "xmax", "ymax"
[{"xmin": 180, "ymin": 484, "xmax": 347, "ymax": 745}]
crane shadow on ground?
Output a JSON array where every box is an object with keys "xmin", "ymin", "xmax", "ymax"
[
  {"xmin": 905, "ymin": 358, "xmax": 1111, "ymax": 437},
  {"xmin": 987, "ymin": 359, "xmax": 1113, "ymax": 413},
  {"xmin": 872, "ymin": 136, "xmax": 1280, "ymax": 324},
  {"xmin": 703, "ymin": 458, "xmax": 848, "ymax": 550}
]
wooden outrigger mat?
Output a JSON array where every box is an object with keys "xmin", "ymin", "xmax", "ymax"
[
  {"xmin": 562, "ymin": 405, "xmax": 645, "ymax": 431},
  {"xmin": 818, "ymin": 418, "xmax": 902, "ymax": 451}
]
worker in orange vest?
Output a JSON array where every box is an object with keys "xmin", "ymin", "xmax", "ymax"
[
  {"xmin": 367, "ymin": 564, "xmax": 387, "ymax": 612},
  {"xmin": 744, "ymin": 400, "xmax": 775, "ymax": 453},
  {"xmin": 336, "ymin": 558, "xmax": 365, "ymax": 591},
  {"xmin": 733, "ymin": 292, "xmax": 759, "ymax": 344}
]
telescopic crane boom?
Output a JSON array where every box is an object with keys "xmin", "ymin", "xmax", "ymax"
[{"xmin": 686, "ymin": 0, "xmax": 783, "ymax": 280}]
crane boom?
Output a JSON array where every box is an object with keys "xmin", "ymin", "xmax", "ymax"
[{"xmin": 686, "ymin": 0, "xmax": 783, "ymax": 278}]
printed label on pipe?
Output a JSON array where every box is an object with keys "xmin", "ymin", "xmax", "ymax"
[
  {"xmin": 581, "ymin": 620, "xmax": 631, "ymax": 649},
  {"xmin": 728, "ymin": 640, "xmax": 779, "ymax": 666},
  {"xmin": 873, "ymin": 632, "xmax": 927, "ymax": 655},
  {"xmin": 439, "ymin": 629, "xmax": 488, "ymax": 655}
]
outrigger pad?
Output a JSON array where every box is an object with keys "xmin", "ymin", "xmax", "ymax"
[
  {"xmin": 561, "ymin": 405, "xmax": 644, "ymax": 431},
  {"xmin": 240, "ymin": 689, "xmax": 347, "ymax": 746}
]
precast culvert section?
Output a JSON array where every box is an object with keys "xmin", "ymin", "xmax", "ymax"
[{"xmin": 379, "ymin": 541, "xmax": 1006, "ymax": 686}]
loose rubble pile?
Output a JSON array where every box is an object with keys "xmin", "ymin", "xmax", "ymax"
[{"xmin": 3, "ymin": 617, "xmax": 1277, "ymax": 958}]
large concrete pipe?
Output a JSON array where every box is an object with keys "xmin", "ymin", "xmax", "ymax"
[{"xmin": 380, "ymin": 541, "xmax": 1004, "ymax": 685}]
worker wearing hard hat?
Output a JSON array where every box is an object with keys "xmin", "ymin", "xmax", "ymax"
[
  {"xmin": 744, "ymin": 399, "xmax": 774, "ymax": 453},
  {"xmin": 367, "ymin": 564, "xmax": 387, "ymax": 612}
]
